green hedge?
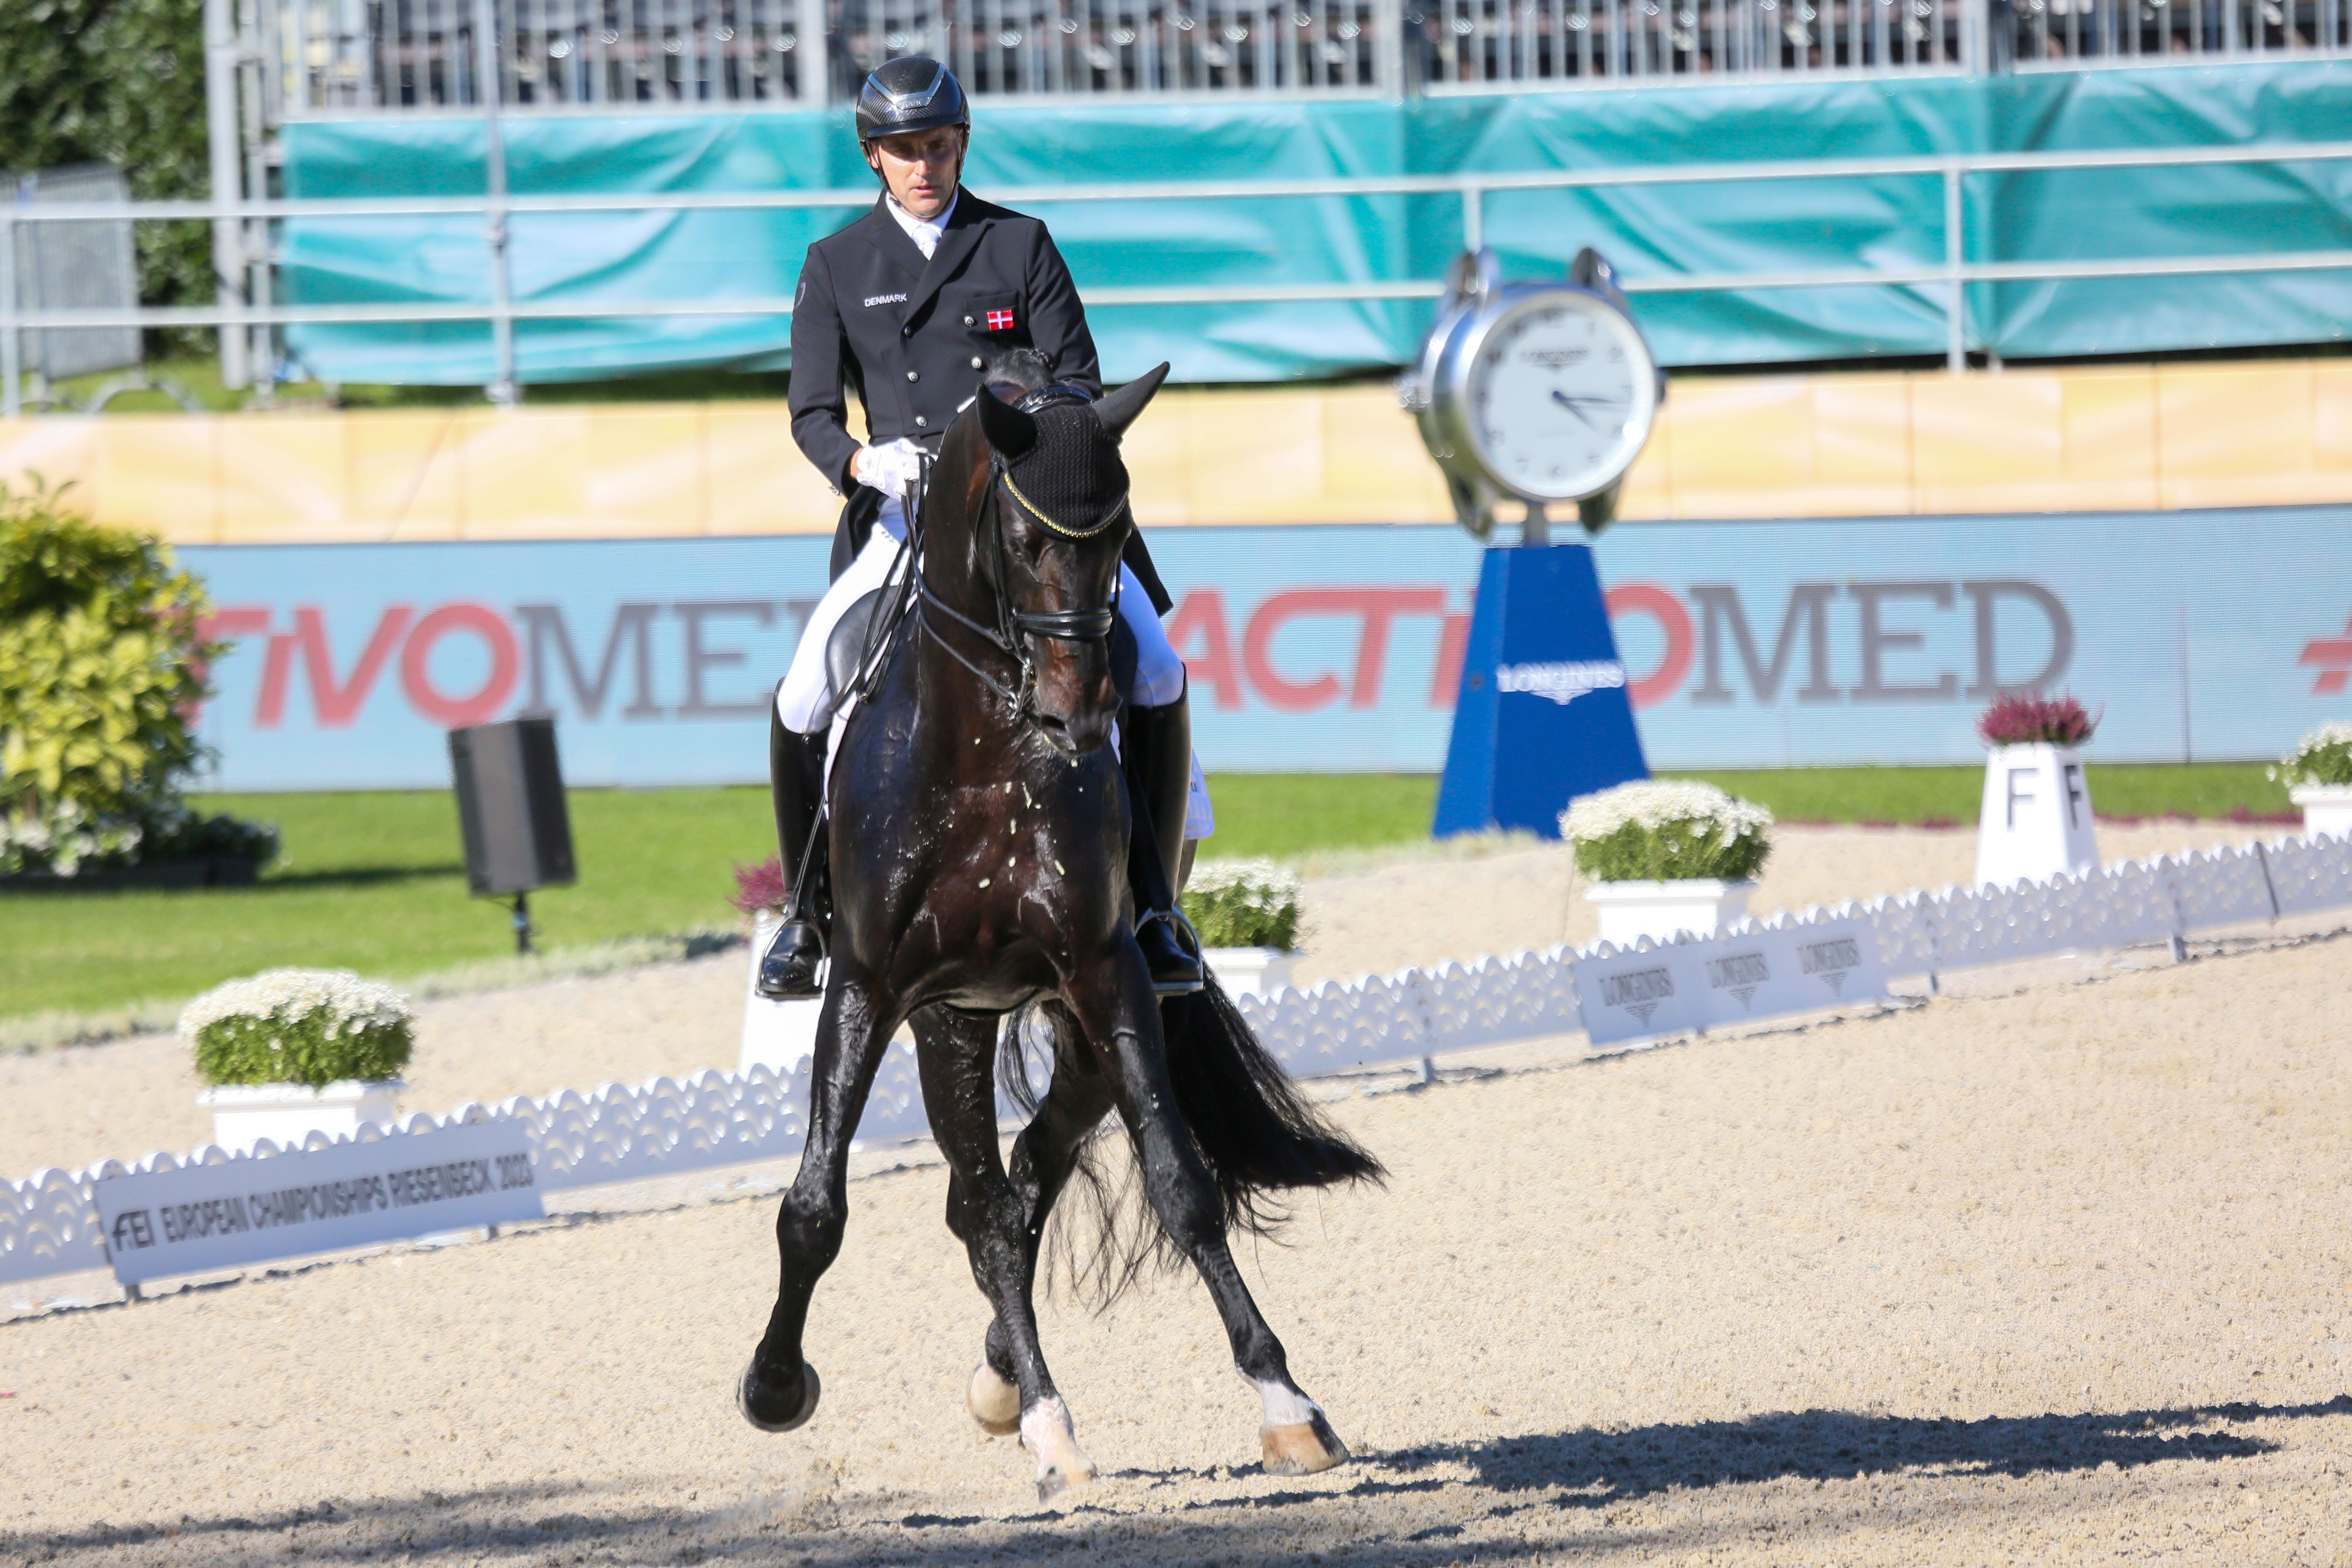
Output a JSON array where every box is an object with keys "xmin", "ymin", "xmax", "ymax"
[
  {"xmin": 192, "ymin": 1008, "xmax": 415, "ymax": 1089},
  {"xmin": 1181, "ymin": 860, "xmax": 1303, "ymax": 950},
  {"xmin": 1570, "ymin": 821, "xmax": 1774, "ymax": 883}
]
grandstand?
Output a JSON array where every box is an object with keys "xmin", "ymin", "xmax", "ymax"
[{"xmin": 78, "ymin": 0, "xmax": 2334, "ymax": 401}]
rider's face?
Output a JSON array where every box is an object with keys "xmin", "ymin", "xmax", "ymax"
[{"xmin": 865, "ymin": 126, "xmax": 967, "ymax": 222}]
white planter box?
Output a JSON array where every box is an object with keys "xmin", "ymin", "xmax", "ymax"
[
  {"xmin": 2292, "ymin": 783, "xmax": 2352, "ymax": 840},
  {"xmin": 198, "ymin": 1079, "xmax": 404, "ymax": 1155},
  {"xmin": 1203, "ymin": 947, "xmax": 1299, "ymax": 997},
  {"xmin": 1584, "ymin": 880, "xmax": 1754, "ymax": 947},
  {"xmin": 1975, "ymin": 742, "xmax": 2099, "ymax": 887},
  {"xmin": 740, "ymin": 911, "xmax": 825, "ymax": 1076}
]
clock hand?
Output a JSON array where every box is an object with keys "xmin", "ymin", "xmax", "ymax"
[{"xmin": 1549, "ymin": 388, "xmax": 1601, "ymax": 430}]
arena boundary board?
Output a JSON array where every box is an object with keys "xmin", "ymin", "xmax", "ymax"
[{"xmin": 7, "ymin": 828, "xmax": 2347, "ymax": 1293}]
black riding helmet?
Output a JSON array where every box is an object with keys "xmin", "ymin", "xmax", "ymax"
[{"xmin": 854, "ymin": 57, "xmax": 971, "ymax": 144}]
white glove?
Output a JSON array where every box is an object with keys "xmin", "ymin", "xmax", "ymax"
[{"xmin": 853, "ymin": 438, "xmax": 924, "ymax": 499}]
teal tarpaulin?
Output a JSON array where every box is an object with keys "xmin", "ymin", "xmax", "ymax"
[{"xmin": 280, "ymin": 60, "xmax": 2352, "ymax": 385}]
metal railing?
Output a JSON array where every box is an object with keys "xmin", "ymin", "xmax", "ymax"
[
  {"xmin": 263, "ymin": 0, "xmax": 1395, "ymax": 117},
  {"xmin": 11, "ymin": 139, "xmax": 2352, "ymax": 413},
  {"xmin": 2012, "ymin": 0, "xmax": 2352, "ymax": 66},
  {"xmin": 1419, "ymin": 0, "xmax": 1975, "ymax": 86},
  {"xmin": 246, "ymin": 0, "xmax": 2352, "ymax": 115}
]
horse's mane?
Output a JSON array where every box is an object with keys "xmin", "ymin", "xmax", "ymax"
[{"xmin": 981, "ymin": 347, "xmax": 1056, "ymax": 403}]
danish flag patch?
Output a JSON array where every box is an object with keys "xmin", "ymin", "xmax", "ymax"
[{"xmin": 985, "ymin": 308, "xmax": 1016, "ymax": 332}]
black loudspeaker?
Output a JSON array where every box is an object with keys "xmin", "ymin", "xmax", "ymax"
[{"xmin": 448, "ymin": 717, "xmax": 576, "ymax": 898}]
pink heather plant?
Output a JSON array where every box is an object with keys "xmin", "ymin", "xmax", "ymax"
[
  {"xmin": 1977, "ymin": 692, "xmax": 2100, "ymax": 748},
  {"xmin": 730, "ymin": 856, "xmax": 789, "ymax": 916}
]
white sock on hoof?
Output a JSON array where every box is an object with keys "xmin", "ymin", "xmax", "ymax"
[
  {"xmin": 1019, "ymin": 1396, "xmax": 1096, "ymax": 1491},
  {"xmin": 1244, "ymin": 1373, "xmax": 1323, "ymax": 1430}
]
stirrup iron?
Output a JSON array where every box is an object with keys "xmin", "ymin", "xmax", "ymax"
[{"xmin": 1138, "ymin": 906, "xmax": 1205, "ymax": 997}]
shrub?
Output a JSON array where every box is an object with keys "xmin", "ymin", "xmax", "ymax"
[
  {"xmin": 1181, "ymin": 859, "xmax": 1303, "ymax": 950},
  {"xmin": 1977, "ymin": 692, "xmax": 2099, "ymax": 747},
  {"xmin": 2275, "ymin": 722, "xmax": 2352, "ymax": 789},
  {"xmin": 0, "ymin": 480, "xmax": 275, "ymax": 876},
  {"xmin": 180, "ymin": 969, "xmax": 416, "ymax": 1089},
  {"xmin": 1561, "ymin": 779, "xmax": 1774, "ymax": 883}
]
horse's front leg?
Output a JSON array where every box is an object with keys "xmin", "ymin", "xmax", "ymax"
[
  {"xmin": 968, "ymin": 1004, "xmax": 1116, "ymax": 1437},
  {"xmin": 1062, "ymin": 956, "xmax": 1351, "ymax": 1477},
  {"xmin": 740, "ymin": 968, "xmax": 897, "ymax": 1433},
  {"xmin": 913, "ymin": 1004, "xmax": 1099, "ymax": 1503}
]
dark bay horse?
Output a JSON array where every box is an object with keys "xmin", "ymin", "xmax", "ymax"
[{"xmin": 736, "ymin": 360, "xmax": 1380, "ymax": 1501}]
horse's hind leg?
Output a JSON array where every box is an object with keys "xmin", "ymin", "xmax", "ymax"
[
  {"xmin": 1066, "ymin": 965, "xmax": 1351, "ymax": 1477},
  {"xmin": 912, "ymin": 1005, "xmax": 1098, "ymax": 1504},
  {"xmin": 741, "ymin": 974, "xmax": 897, "ymax": 1434},
  {"xmin": 971, "ymin": 1004, "xmax": 1115, "ymax": 1435}
]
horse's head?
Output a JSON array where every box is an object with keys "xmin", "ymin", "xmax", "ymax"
[{"xmin": 937, "ymin": 358, "xmax": 1169, "ymax": 755}]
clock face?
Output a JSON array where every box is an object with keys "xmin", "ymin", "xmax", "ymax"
[{"xmin": 1459, "ymin": 292, "xmax": 1655, "ymax": 504}]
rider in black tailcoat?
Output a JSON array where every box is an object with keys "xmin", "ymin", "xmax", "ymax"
[{"xmin": 756, "ymin": 55, "xmax": 1201, "ymax": 1000}]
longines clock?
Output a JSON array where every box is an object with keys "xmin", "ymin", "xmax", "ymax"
[{"xmin": 1400, "ymin": 246, "xmax": 1663, "ymax": 542}]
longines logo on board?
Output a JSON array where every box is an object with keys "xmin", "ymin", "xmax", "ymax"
[
  {"xmin": 1704, "ymin": 951, "xmax": 1771, "ymax": 1011},
  {"xmin": 1798, "ymin": 936, "xmax": 1864, "ymax": 995},
  {"xmin": 1495, "ymin": 661, "xmax": 1627, "ymax": 706},
  {"xmin": 1598, "ymin": 966, "xmax": 1674, "ymax": 1027}
]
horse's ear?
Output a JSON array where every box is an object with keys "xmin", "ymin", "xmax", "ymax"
[
  {"xmin": 975, "ymin": 389, "xmax": 1038, "ymax": 459},
  {"xmin": 1093, "ymin": 363, "xmax": 1171, "ymax": 443}
]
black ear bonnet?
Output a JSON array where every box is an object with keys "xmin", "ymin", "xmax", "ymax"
[{"xmin": 999, "ymin": 403, "xmax": 1127, "ymax": 536}]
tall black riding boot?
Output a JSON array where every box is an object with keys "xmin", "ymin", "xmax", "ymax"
[
  {"xmin": 756, "ymin": 697, "xmax": 831, "ymax": 1000},
  {"xmin": 1122, "ymin": 684, "xmax": 1204, "ymax": 995}
]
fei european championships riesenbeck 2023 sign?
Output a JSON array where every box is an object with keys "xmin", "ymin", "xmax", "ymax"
[
  {"xmin": 179, "ymin": 505, "xmax": 2352, "ymax": 790},
  {"xmin": 94, "ymin": 1119, "xmax": 542, "ymax": 1288}
]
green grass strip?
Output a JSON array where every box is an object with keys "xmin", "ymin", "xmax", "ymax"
[{"xmin": 0, "ymin": 763, "xmax": 2298, "ymax": 1028}]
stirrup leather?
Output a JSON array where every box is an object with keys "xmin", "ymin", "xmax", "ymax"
[{"xmin": 757, "ymin": 796, "xmax": 832, "ymax": 1001}]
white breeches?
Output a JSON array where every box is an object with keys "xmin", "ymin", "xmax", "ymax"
[{"xmin": 775, "ymin": 494, "xmax": 1211, "ymax": 837}]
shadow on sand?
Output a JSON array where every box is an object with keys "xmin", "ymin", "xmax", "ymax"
[{"xmin": 9, "ymin": 1396, "xmax": 2336, "ymax": 1568}]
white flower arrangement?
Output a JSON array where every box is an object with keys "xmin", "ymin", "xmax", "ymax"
[
  {"xmin": 180, "ymin": 968, "xmax": 416, "ymax": 1089},
  {"xmin": 1179, "ymin": 858, "xmax": 1304, "ymax": 951},
  {"xmin": 2273, "ymin": 721, "xmax": 2352, "ymax": 789},
  {"xmin": 1559, "ymin": 779, "xmax": 1774, "ymax": 883}
]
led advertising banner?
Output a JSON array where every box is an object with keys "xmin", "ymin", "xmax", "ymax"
[{"xmin": 181, "ymin": 505, "xmax": 2352, "ymax": 789}]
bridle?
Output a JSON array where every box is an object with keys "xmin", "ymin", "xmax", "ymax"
[{"xmin": 913, "ymin": 386, "xmax": 1128, "ymax": 719}]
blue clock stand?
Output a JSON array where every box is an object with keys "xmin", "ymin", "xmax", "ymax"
[{"xmin": 1432, "ymin": 539, "xmax": 1650, "ymax": 839}]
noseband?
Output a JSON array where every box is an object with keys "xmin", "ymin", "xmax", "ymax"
[{"xmin": 914, "ymin": 388, "xmax": 1127, "ymax": 717}]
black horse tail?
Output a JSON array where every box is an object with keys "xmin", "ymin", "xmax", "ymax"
[
  {"xmin": 1015, "ymin": 973, "xmax": 1383, "ymax": 1306},
  {"xmin": 1158, "ymin": 971, "xmax": 1384, "ymax": 1233}
]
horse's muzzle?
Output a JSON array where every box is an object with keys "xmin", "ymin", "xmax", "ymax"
[{"xmin": 1031, "ymin": 705, "xmax": 1114, "ymax": 756}]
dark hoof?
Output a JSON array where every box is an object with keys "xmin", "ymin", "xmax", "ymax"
[
  {"xmin": 755, "ymin": 921, "xmax": 827, "ymax": 1001},
  {"xmin": 1261, "ymin": 1410, "xmax": 1350, "ymax": 1475},
  {"xmin": 738, "ymin": 1360, "xmax": 821, "ymax": 1433}
]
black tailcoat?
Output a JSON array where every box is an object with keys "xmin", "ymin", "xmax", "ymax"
[{"xmin": 788, "ymin": 190, "xmax": 1169, "ymax": 611}]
